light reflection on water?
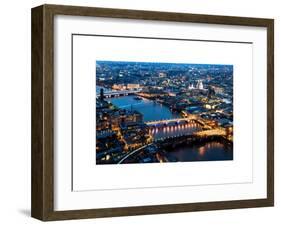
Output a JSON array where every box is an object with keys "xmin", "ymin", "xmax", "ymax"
[
  {"xmin": 150, "ymin": 123, "xmax": 202, "ymax": 140},
  {"xmin": 168, "ymin": 141, "xmax": 233, "ymax": 162}
]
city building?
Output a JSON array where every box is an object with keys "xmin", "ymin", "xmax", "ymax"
[{"xmin": 127, "ymin": 83, "xmax": 140, "ymax": 90}]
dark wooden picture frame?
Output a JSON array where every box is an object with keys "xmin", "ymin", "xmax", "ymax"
[{"xmin": 31, "ymin": 4, "xmax": 274, "ymax": 221}]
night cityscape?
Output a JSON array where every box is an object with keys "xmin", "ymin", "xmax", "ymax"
[{"xmin": 96, "ymin": 60, "xmax": 233, "ymax": 164}]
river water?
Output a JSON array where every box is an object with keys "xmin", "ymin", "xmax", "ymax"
[
  {"xmin": 108, "ymin": 95, "xmax": 179, "ymax": 122},
  {"xmin": 166, "ymin": 141, "xmax": 233, "ymax": 162}
]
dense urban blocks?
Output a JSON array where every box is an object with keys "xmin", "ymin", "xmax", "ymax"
[{"xmin": 96, "ymin": 61, "xmax": 233, "ymax": 164}]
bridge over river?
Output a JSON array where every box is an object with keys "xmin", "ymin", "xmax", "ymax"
[
  {"xmin": 96, "ymin": 89, "xmax": 141, "ymax": 98},
  {"xmin": 147, "ymin": 119, "xmax": 203, "ymax": 141}
]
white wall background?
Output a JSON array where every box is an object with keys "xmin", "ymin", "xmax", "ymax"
[{"xmin": 0, "ymin": 0, "xmax": 279, "ymax": 225}]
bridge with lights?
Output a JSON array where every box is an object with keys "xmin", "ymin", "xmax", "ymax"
[
  {"xmin": 146, "ymin": 118, "xmax": 199, "ymax": 126},
  {"xmin": 145, "ymin": 114, "xmax": 213, "ymax": 129},
  {"xmin": 145, "ymin": 114, "xmax": 231, "ymax": 142},
  {"xmin": 96, "ymin": 89, "xmax": 141, "ymax": 98}
]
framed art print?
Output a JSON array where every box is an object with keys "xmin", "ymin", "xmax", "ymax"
[{"xmin": 31, "ymin": 4, "xmax": 274, "ymax": 221}]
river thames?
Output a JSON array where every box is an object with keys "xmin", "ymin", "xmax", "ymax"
[{"xmin": 108, "ymin": 95, "xmax": 179, "ymax": 122}]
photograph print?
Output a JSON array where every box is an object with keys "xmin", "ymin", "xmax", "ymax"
[{"xmin": 96, "ymin": 60, "xmax": 233, "ymax": 164}]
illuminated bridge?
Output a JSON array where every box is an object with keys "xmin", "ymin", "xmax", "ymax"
[
  {"xmin": 147, "ymin": 118, "xmax": 203, "ymax": 141},
  {"xmin": 96, "ymin": 89, "xmax": 141, "ymax": 98},
  {"xmin": 145, "ymin": 115, "xmax": 228, "ymax": 141},
  {"xmin": 146, "ymin": 118, "xmax": 197, "ymax": 126}
]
